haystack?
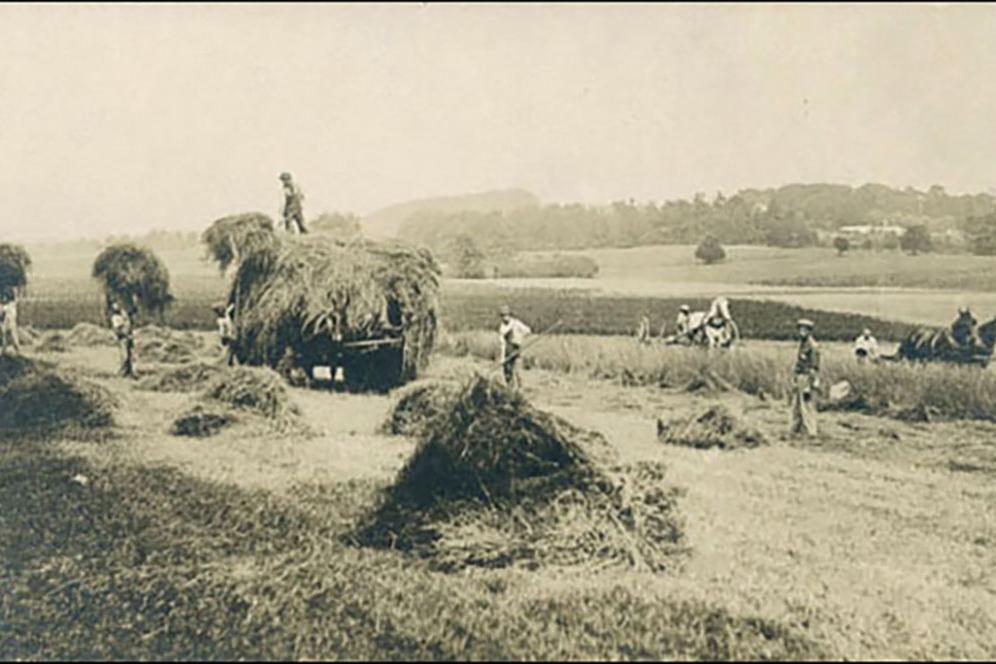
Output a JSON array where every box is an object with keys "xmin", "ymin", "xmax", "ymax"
[
  {"xmin": 230, "ymin": 235, "xmax": 440, "ymax": 391},
  {"xmin": 0, "ymin": 243, "xmax": 31, "ymax": 297},
  {"xmin": 0, "ymin": 356, "xmax": 116, "ymax": 436},
  {"xmin": 379, "ymin": 379, "xmax": 461, "ymax": 437},
  {"xmin": 656, "ymin": 405, "xmax": 767, "ymax": 450},
  {"xmin": 92, "ymin": 243, "xmax": 174, "ymax": 318},
  {"xmin": 138, "ymin": 361, "xmax": 223, "ymax": 393},
  {"xmin": 358, "ymin": 375, "xmax": 685, "ymax": 572},
  {"xmin": 68, "ymin": 322, "xmax": 116, "ymax": 347}
]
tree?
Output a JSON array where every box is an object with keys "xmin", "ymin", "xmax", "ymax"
[
  {"xmin": 899, "ymin": 224, "xmax": 933, "ymax": 255},
  {"xmin": 695, "ymin": 235, "xmax": 726, "ymax": 264},
  {"xmin": 833, "ymin": 236, "xmax": 850, "ymax": 256},
  {"xmin": 448, "ymin": 234, "xmax": 487, "ymax": 278},
  {"xmin": 310, "ymin": 211, "xmax": 362, "ymax": 239}
]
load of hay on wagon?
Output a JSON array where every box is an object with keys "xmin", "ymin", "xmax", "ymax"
[{"xmin": 230, "ymin": 236, "xmax": 440, "ymax": 392}]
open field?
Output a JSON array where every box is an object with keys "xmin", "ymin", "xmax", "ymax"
[{"xmin": 3, "ymin": 335, "xmax": 996, "ymax": 659}]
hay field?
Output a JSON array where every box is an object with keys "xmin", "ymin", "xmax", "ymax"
[{"xmin": 3, "ymin": 331, "xmax": 996, "ymax": 659}]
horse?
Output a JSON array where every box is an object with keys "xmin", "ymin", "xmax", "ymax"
[{"xmin": 887, "ymin": 310, "xmax": 996, "ymax": 367}]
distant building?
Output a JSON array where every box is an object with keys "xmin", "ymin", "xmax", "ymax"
[{"xmin": 838, "ymin": 224, "xmax": 905, "ymax": 238}]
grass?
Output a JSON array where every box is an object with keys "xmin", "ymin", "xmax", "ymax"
[
  {"xmin": 0, "ymin": 437, "xmax": 824, "ymax": 660},
  {"xmin": 438, "ymin": 331, "xmax": 996, "ymax": 423}
]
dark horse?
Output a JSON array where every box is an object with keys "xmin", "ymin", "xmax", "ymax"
[{"xmin": 887, "ymin": 309, "xmax": 996, "ymax": 367}]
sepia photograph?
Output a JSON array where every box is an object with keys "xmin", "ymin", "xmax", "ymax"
[{"xmin": 2, "ymin": 2, "xmax": 996, "ymax": 660}]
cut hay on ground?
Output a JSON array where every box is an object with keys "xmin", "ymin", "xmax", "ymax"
[
  {"xmin": 231, "ymin": 235, "xmax": 440, "ymax": 390},
  {"xmin": 171, "ymin": 404, "xmax": 235, "ymax": 437},
  {"xmin": 0, "ymin": 355, "xmax": 116, "ymax": 436},
  {"xmin": 37, "ymin": 332, "xmax": 69, "ymax": 353},
  {"xmin": 356, "ymin": 375, "xmax": 685, "ymax": 573},
  {"xmin": 138, "ymin": 338, "xmax": 198, "ymax": 364},
  {"xmin": 138, "ymin": 361, "xmax": 223, "ymax": 393},
  {"xmin": 68, "ymin": 322, "xmax": 116, "ymax": 347},
  {"xmin": 656, "ymin": 405, "xmax": 768, "ymax": 450},
  {"xmin": 137, "ymin": 324, "xmax": 204, "ymax": 349},
  {"xmin": 15, "ymin": 326, "xmax": 40, "ymax": 346},
  {"xmin": 201, "ymin": 366, "xmax": 305, "ymax": 433}
]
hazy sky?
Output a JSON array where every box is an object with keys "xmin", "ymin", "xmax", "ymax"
[{"xmin": 2, "ymin": 3, "xmax": 996, "ymax": 241}]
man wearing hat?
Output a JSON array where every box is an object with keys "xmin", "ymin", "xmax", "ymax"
[
  {"xmin": 498, "ymin": 305, "xmax": 531, "ymax": 389},
  {"xmin": 790, "ymin": 318, "xmax": 820, "ymax": 437},
  {"xmin": 110, "ymin": 301, "xmax": 136, "ymax": 379},
  {"xmin": 279, "ymin": 172, "xmax": 308, "ymax": 234},
  {"xmin": 853, "ymin": 327, "xmax": 878, "ymax": 363},
  {"xmin": 675, "ymin": 304, "xmax": 692, "ymax": 338}
]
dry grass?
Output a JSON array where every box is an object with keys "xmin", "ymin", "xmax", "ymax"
[
  {"xmin": 439, "ymin": 330, "xmax": 996, "ymax": 423},
  {"xmin": 201, "ymin": 366, "xmax": 305, "ymax": 434}
]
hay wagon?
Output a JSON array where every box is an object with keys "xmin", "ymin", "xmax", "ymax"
[{"xmin": 230, "ymin": 236, "xmax": 440, "ymax": 393}]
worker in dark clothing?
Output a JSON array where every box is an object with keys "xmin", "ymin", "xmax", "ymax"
[
  {"xmin": 279, "ymin": 172, "xmax": 308, "ymax": 234},
  {"xmin": 790, "ymin": 318, "xmax": 820, "ymax": 437}
]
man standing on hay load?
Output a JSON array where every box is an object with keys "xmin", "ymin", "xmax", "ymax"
[
  {"xmin": 0, "ymin": 287, "xmax": 20, "ymax": 355},
  {"xmin": 110, "ymin": 302, "xmax": 136, "ymax": 379},
  {"xmin": 499, "ymin": 305, "xmax": 531, "ymax": 390},
  {"xmin": 790, "ymin": 318, "xmax": 820, "ymax": 437},
  {"xmin": 279, "ymin": 172, "xmax": 308, "ymax": 234}
]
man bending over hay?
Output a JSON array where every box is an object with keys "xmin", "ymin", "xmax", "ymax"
[{"xmin": 499, "ymin": 305, "xmax": 531, "ymax": 390}]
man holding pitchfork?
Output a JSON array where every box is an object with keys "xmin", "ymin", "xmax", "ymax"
[{"xmin": 498, "ymin": 305, "xmax": 531, "ymax": 390}]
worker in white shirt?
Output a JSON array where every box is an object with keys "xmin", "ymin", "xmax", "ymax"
[
  {"xmin": 214, "ymin": 302, "xmax": 238, "ymax": 366},
  {"xmin": 110, "ymin": 302, "xmax": 136, "ymax": 378},
  {"xmin": 853, "ymin": 328, "xmax": 879, "ymax": 363},
  {"xmin": 0, "ymin": 288, "xmax": 20, "ymax": 355},
  {"xmin": 498, "ymin": 305, "xmax": 531, "ymax": 390}
]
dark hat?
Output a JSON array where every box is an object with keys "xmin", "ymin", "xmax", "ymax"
[{"xmin": 279, "ymin": 172, "xmax": 292, "ymax": 181}]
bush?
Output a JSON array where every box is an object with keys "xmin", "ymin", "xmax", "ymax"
[
  {"xmin": 694, "ymin": 236, "xmax": 726, "ymax": 264},
  {"xmin": 833, "ymin": 236, "xmax": 850, "ymax": 256},
  {"xmin": 900, "ymin": 225, "xmax": 932, "ymax": 255}
]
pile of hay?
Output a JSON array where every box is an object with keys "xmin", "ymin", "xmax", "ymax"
[
  {"xmin": 171, "ymin": 404, "xmax": 235, "ymax": 438},
  {"xmin": 358, "ymin": 375, "xmax": 685, "ymax": 573},
  {"xmin": 202, "ymin": 212, "xmax": 278, "ymax": 273},
  {"xmin": 0, "ymin": 243, "xmax": 31, "ymax": 296},
  {"xmin": 137, "ymin": 324, "xmax": 204, "ymax": 349},
  {"xmin": 37, "ymin": 332, "xmax": 70, "ymax": 353},
  {"xmin": 657, "ymin": 405, "xmax": 767, "ymax": 450},
  {"xmin": 230, "ymin": 235, "xmax": 440, "ymax": 391},
  {"xmin": 379, "ymin": 379, "xmax": 461, "ymax": 437},
  {"xmin": 92, "ymin": 243, "xmax": 174, "ymax": 317},
  {"xmin": 0, "ymin": 355, "xmax": 116, "ymax": 436},
  {"xmin": 67, "ymin": 322, "xmax": 116, "ymax": 347},
  {"xmin": 138, "ymin": 361, "xmax": 223, "ymax": 393}
]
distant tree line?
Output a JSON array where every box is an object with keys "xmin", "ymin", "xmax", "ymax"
[{"xmin": 398, "ymin": 183, "xmax": 996, "ymax": 255}]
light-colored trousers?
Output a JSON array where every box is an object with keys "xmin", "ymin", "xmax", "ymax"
[
  {"xmin": 0, "ymin": 308, "xmax": 19, "ymax": 353},
  {"xmin": 790, "ymin": 373, "xmax": 818, "ymax": 437}
]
